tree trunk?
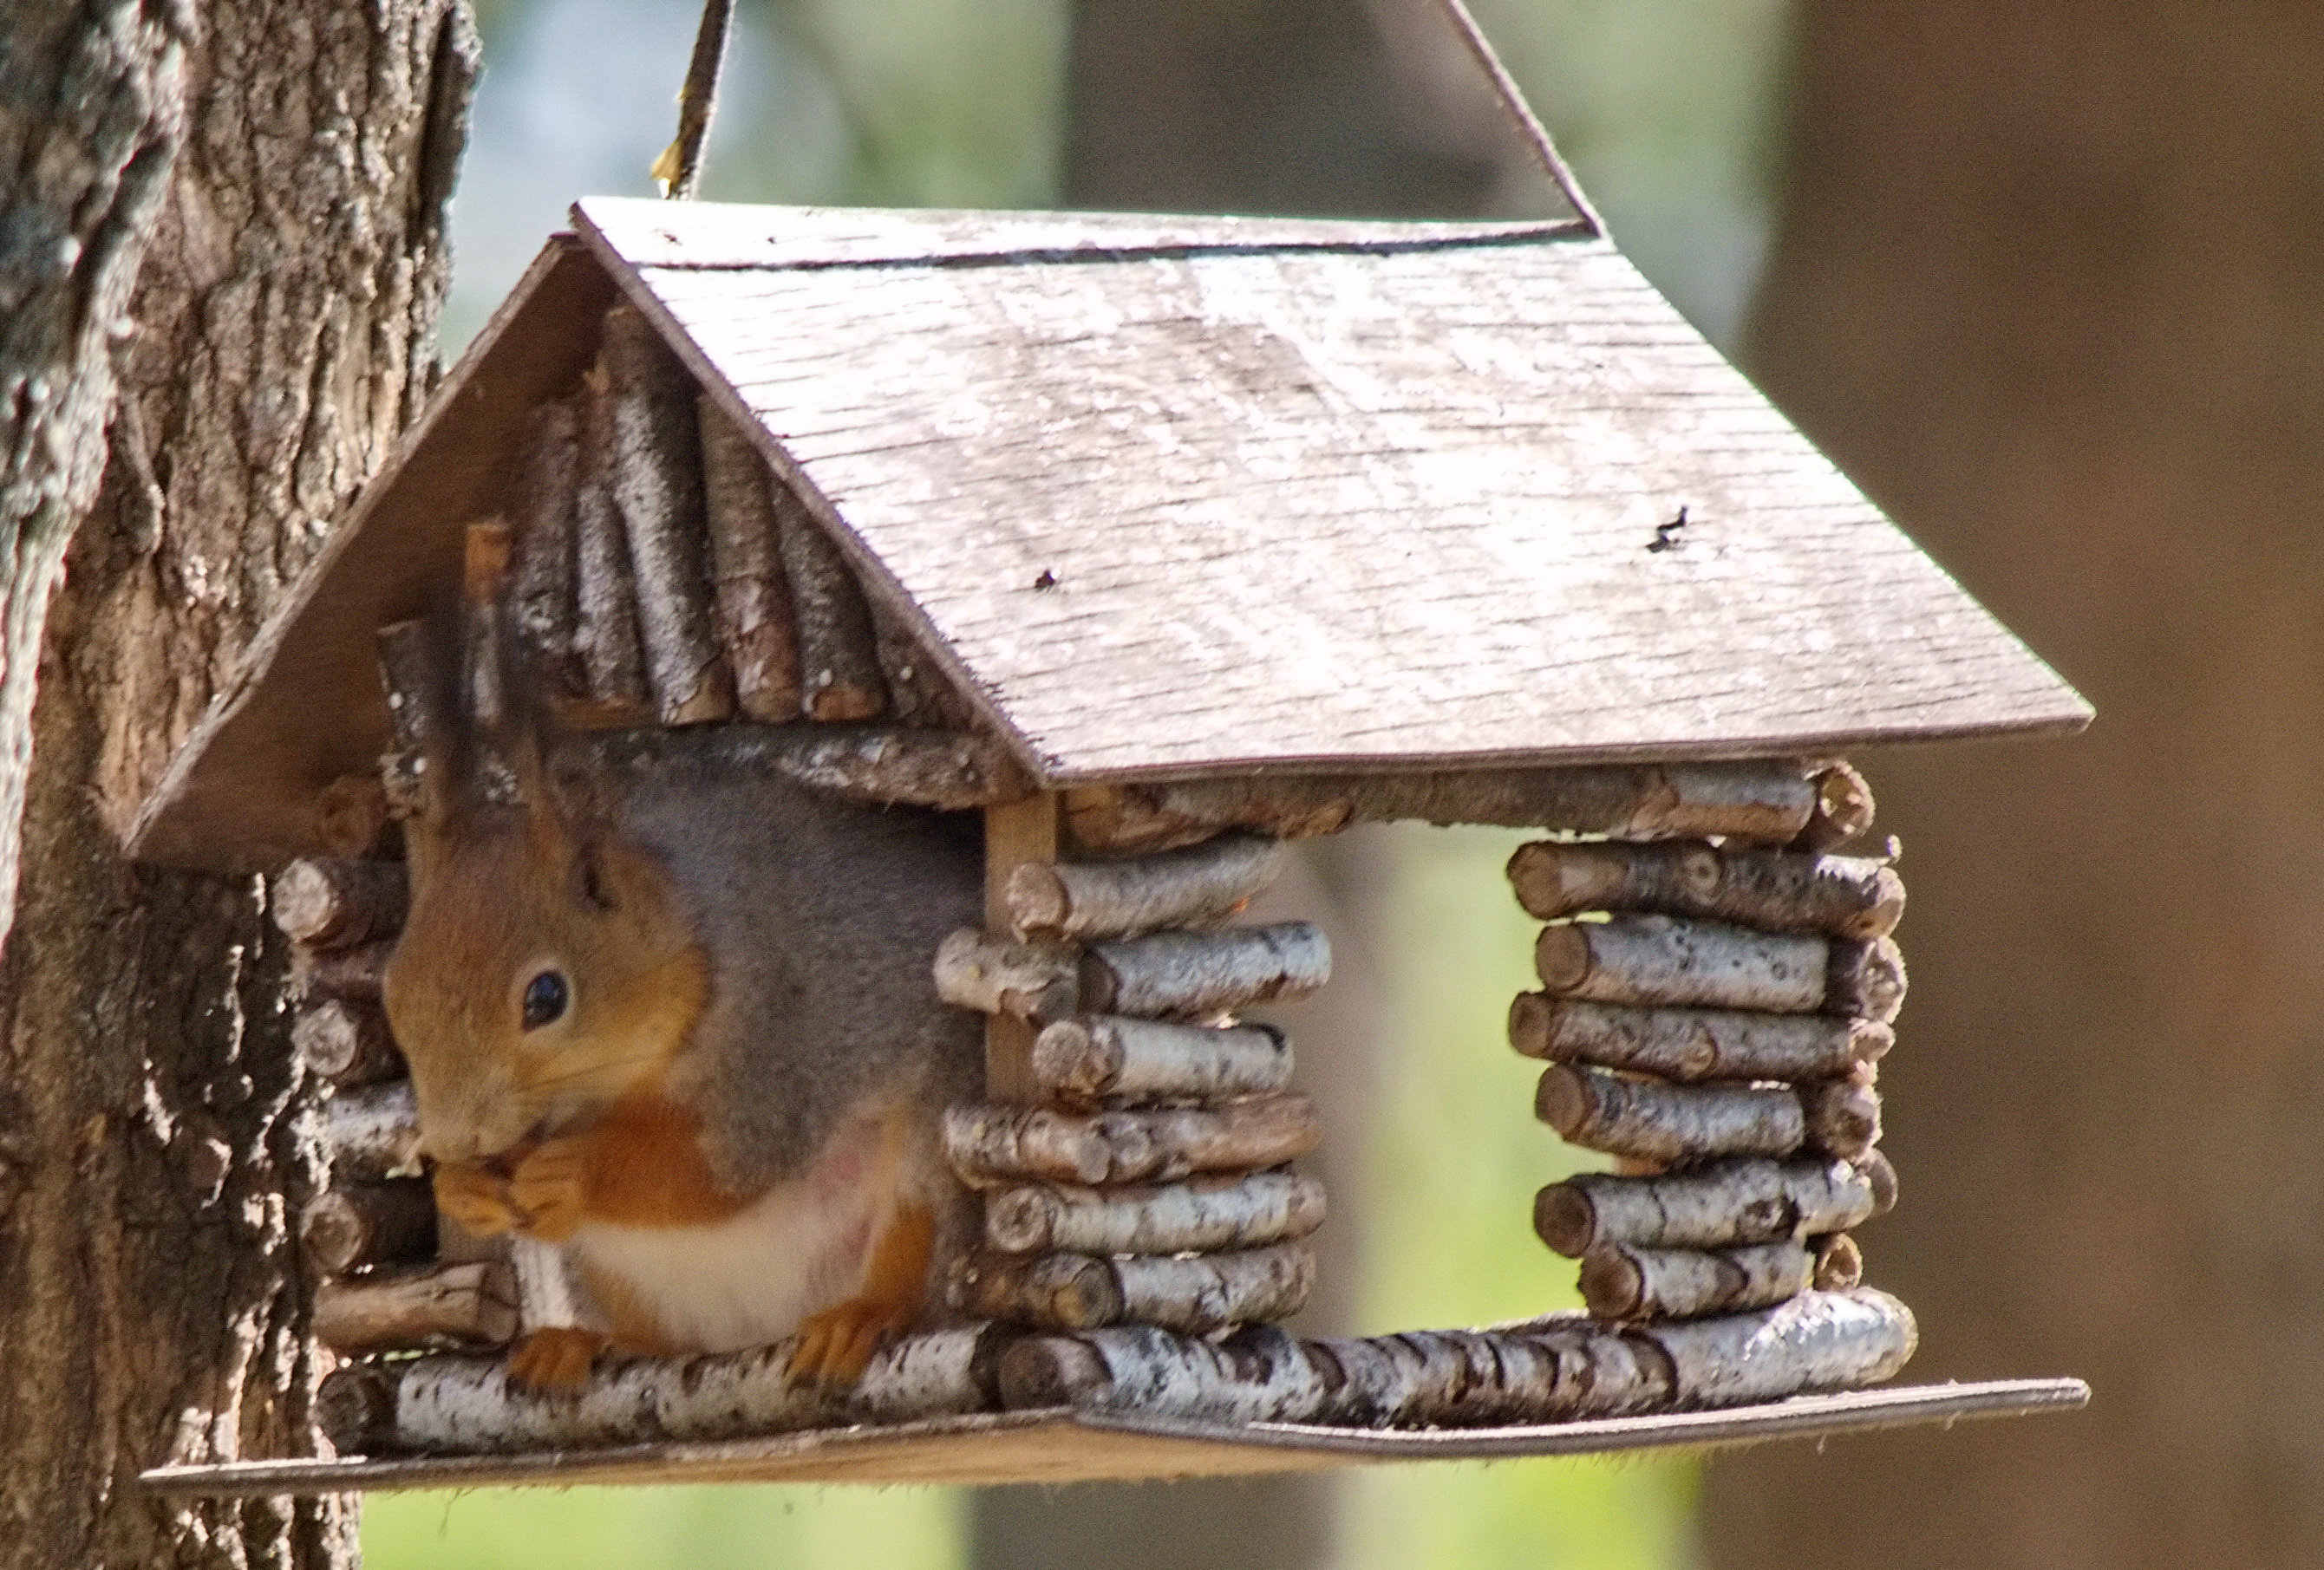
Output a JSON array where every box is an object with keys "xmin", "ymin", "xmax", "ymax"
[
  {"xmin": 1706, "ymin": 7, "xmax": 2324, "ymax": 1569},
  {"xmin": 0, "ymin": 1, "xmax": 475, "ymax": 1564}
]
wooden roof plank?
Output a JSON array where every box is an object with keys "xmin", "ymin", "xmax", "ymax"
[{"xmin": 570, "ymin": 205, "xmax": 2086, "ymax": 782}]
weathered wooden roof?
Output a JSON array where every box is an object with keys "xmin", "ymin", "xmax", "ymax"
[
  {"xmin": 591, "ymin": 197, "xmax": 2085, "ymax": 778},
  {"xmin": 129, "ymin": 198, "xmax": 2086, "ymax": 871}
]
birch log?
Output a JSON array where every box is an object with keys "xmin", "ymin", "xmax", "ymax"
[
  {"xmin": 314, "ymin": 1261, "xmax": 518, "ymax": 1355},
  {"xmin": 1080, "ymin": 923, "xmax": 1330, "ymax": 1019},
  {"xmin": 271, "ymin": 857, "xmax": 408, "ymax": 950},
  {"xmin": 984, "ymin": 1171, "xmax": 1327, "ymax": 1255},
  {"xmin": 1533, "ymin": 915, "xmax": 1828, "ymax": 1013},
  {"xmin": 1507, "ymin": 995, "xmax": 1890, "ymax": 1082},
  {"xmin": 1007, "ymin": 833, "xmax": 1286, "ymax": 941},
  {"xmin": 1536, "ymin": 1065, "xmax": 1805, "ymax": 1163},
  {"xmin": 1507, "ymin": 840, "xmax": 1904, "ymax": 940},
  {"xmin": 1533, "ymin": 1157, "xmax": 1880, "ymax": 1256},
  {"xmin": 934, "ymin": 930, "xmax": 1080, "ymax": 1022},
  {"xmin": 695, "ymin": 393, "xmax": 804, "ymax": 720},
  {"xmin": 995, "ymin": 1292, "xmax": 1913, "ymax": 1426},
  {"xmin": 1031, "ymin": 1016, "xmax": 1292, "ymax": 1107},
  {"xmin": 1646, "ymin": 1287, "xmax": 1916, "ymax": 1404},
  {"xmin": 510, "ymin": 398, "xmax": 580, "ymax": 686},
  {"xmin": 601, "ymin": 303, "xmax": 732, "ymax": 725},
  {"xmin": 1063, "ymin": 762, "xmax": 1818, "ymax": 855},
  {"xmin": 300, "ymin": 1179, "xmax": 437, "ymax": 1276},
  {"xmin": 329, "ymin": 1079, "xmax": 422, "ymax": 1180},
  {"xmin": 291, "ymin": 998, "xmax": 404, "ymax": 1086},
  {"xmin": 582, "ymin": 723, "xmax": 1029, "ymax": 812},
  {"xmin": 1579, "ymin": 1240, "xmax": 1815, "ymax": 1320},
  {"xmin": 1829, "ymin": 937, "xmax": 1909, "ymax": 1023},
  {"xmin": 1797, "ymin": 762, "xmax": 1877, "ymax": 851},
  {"xmin": 769, "ymin": 474, "xmax": 887, "ymax": 721},
  {"xmin": 571, "ymin": 362, "xmax": 651, "ymax": 724},
  {"xmin": 951, "ymin": 1242, "xmax": 1314, "ymax": 1333},
  {"xmin": 328, "ymin": 1326, "xmax": 1001, "ymax": 1455},
  {"xmin": 943, "ymin": 1096, "xmax": 1322, "ymax": 1187}
]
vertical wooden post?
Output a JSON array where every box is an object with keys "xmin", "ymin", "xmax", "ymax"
[{"xmin": 983, "ymin": 792, "xmax": 1059, "ymax": 1103}]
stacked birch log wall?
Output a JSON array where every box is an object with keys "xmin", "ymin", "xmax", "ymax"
[
  {"xmin": 275, "ymin": 851, "xmax": 526, "ymax": 1361},
  {"xmin": 495, "ymin": 301, "xmax": 975, "ymax": 740},
  {"xmin": 937, "ymin": 831, "xmax": 1332, "ymax": 1338},
  {"xmin": 1511, "ymin": 761, "xmax": 1917, "ymax": 1388}
]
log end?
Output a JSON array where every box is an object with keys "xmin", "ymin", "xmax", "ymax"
[
  {"xmin": 299, "ymin": 1192, "xmax": 371, "ymax": 1277},
  {"xmin": 983, "ymin": 1187, "xmax": 1055, "ymax": 1255},
  {"xmin": 1578, "ymin": 1247, "xmax": 1646, "ymax": 1319},
  {"xmin": 1849, "ymin": 865, "xmax": 1908, "ymax": 941},
  {"xmin": 1533, "ymin": 1064, "xmax": 1592, "ymax": 1138},
  {"xmin": 317, "ymin": 1365, "xmax": 398, "ymax": 1456},
  {"xmin": 1860, "ymin": 1149, "xmax": 1900, "ymax": 1216},
  {"xmin": 1508, "ymin": 842, "xmax": 1622, "ymax": 920},
  {"xmin": 996, "ymin": 1335, "xmax": 1109, "ymax": 1410},
  {"xmin": 1507, "ymin": 992, "xmax": 1558, "ymax": 1059},
  {"xmin": 1532, "ymin": 1181, "xmax": 1596, "ymax": 1257},
  {"xmin": 1798, "ymin": 763, "xmax": 1876, "ymax": 850},
  {"xmin": 1805, "ymin": 1081, "xmax": 1883, "ymax": 1161},
  {"xmin": 315, "ymin": 776, "xmax": 390, "ymax": 859},
  {"xmin": 1532, "ymin": 923, "xmax": 1596, "ymax": 993},
  {"xmin": 1812, "ymin": 1233, "xmax": 1864, "ymax": 1292},
  {"xmin": 1006, "ymin": 862, "xmax": 1072, "ymax": 941}
]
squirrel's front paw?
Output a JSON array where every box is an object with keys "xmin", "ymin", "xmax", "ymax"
[
  {"xmin": 787, "ymin": 1297, "xmax": 913, "ymax": 1391},
  {"xmin": 506, "ymin": 1326, "xmax": 606, "ymax": 1392},
  {"xmin": 434, "ymin": 1161, "xmax": 520, "ymax": 1236},
  {"xmin": 507, "ymin": 1138, "xmax": 591, "ymax": 1241}
]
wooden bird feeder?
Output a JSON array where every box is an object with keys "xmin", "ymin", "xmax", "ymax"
[{"xmin": 129, "ymin": 185, "xmax": 2093, "ymax": 1496}]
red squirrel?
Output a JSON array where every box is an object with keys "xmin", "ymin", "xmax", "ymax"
[{"xmin": 382, "ymin": 712, "xmax": 983, "ymax": 1392}]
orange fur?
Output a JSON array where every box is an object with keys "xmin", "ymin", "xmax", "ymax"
[{"xmin": 787, "ymin": 1202, "xmax": 934, "ymax": 1388}]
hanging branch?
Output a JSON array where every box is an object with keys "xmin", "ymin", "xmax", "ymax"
[{"xmin": 652, "ymin": 0, "xmax": 735, "ymax": 199}]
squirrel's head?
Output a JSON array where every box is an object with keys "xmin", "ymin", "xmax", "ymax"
[{"xmin": 383, "ymin": 746, "xmax": 711, "ymax": 1168}]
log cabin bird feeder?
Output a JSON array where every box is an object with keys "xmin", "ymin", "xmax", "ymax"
[{"xmin": 133, "ymin": 36, "xmax": 2092, "ymax": 1497}]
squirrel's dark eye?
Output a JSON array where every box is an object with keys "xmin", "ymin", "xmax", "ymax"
[{"xmin": 521, "ymin": 970, "xmax": 570, "ymax": 1030}]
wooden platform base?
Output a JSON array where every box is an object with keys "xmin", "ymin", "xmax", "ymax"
[{"xmin": 141, "ymin": 1378, "xmax": 2086, "ymax": 1497}]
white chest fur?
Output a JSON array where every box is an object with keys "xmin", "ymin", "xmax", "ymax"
[{"xmin": 565, "ymin": 1116, "xmax": 893, "ymax": 1354}]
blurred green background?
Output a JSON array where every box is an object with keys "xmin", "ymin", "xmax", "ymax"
[{"xmin": 369, "ymin": 3, "xmax": 1783, "ymax": 1564}]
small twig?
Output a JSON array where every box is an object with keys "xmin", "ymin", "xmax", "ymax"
[
  {"xmin": 652, "ymin": 0, "xmax": 735, "ymax": 199},
  {"xmin": 1429, "ymin": 0, "xmax": 1607, "ymax": 238}
]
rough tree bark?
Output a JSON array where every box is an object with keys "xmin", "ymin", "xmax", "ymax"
[
  {"xmin": 1706, "ymin": 7, "xmax": 2324, "ymax": 1570},
  {"xmin": 0, "ymin": 3, "xmax": 189, "ymax": 952},
  {"xmin": 0, "ymin": 1, "xmax": 475, "ymax": 1564}
]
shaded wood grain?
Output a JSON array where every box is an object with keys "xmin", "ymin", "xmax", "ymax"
[{"xmin": 140, "ymin": 1378, "xmax": 2090, "ymax": 1495}]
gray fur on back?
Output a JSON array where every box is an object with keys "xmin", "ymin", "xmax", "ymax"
[{"xmin": 608, "ymin": 756, "xmax": 983, "ymax": 1193}]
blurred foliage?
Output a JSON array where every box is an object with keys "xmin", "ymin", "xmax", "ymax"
[
  {"xmin": 365, "ymin": 1476, "xmax": 958, "ymax": 1569},
  {"xmin": 1340, "ymin": 826, "xmax": 1698, "ymax": 1570}
]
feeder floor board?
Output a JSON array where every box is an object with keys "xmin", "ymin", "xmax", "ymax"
[{"xmin": 142, "ymin": 1377, "xmax": 2085, "ymax": 1497}]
